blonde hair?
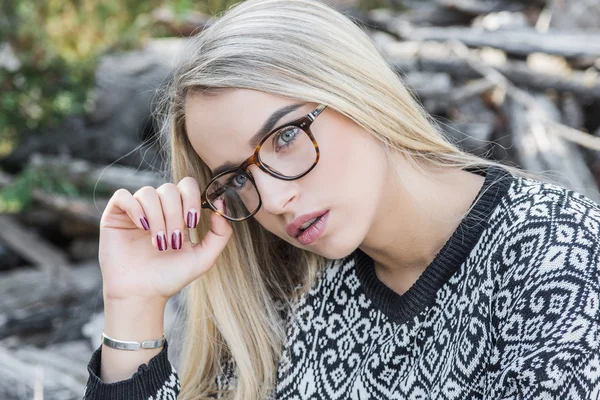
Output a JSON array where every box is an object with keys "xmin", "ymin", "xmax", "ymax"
[{"xmin": 155, "ymin": 0, "xmax": 542, "ymax": 398}]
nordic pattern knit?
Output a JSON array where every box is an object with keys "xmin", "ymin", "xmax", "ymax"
[{"xmin": 84, "ymin": 165, "xmax": 600, "ymax": 399}]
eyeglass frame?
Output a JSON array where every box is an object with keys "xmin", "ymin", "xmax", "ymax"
[{"xmin": 199, "ymin": 103, "xmax": 327, "ymax": 222}]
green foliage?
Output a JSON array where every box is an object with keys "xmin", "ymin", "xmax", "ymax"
[
  {"xmin": 0, "ymin": 0, "xmax": 233, "ymax": 150},
  {"xmin": 0, "ymin": 1, "xmax": 142, "ymax": 146},
  {"xmin": 0, "ymin": 165, "xmax": 80, "ymax": 213}
]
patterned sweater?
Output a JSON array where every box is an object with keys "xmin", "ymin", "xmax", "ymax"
[{"xmin": 84, "ymin": 165, "xmax": 600, "ymax": 399}]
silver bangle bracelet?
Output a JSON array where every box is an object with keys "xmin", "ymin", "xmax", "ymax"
[{"xmin": 101, "ymin": 331, "xmax": 166, "ymax": 351}]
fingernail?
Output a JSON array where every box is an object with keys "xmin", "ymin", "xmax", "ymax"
[
  {"xmin": 140, "ymin": 216, "xmax": 150, "ymax": 231},
  {"xmin": 187, "ymin": 209, "xmax": 198, "ymax": 228},
  {"xmin": 171, "ymin": 230, "xmax": 182, "ymax": 250},
  {"xmin": 157, "ymin": 231, "xmax": 167, "ymax": 251}
]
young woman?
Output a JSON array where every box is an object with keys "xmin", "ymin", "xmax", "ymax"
[{"xmin": 83, "ymin": 0, "xmax": 600, "ymax": 398}]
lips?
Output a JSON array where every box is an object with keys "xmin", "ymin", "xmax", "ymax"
[{"xmin": 286, "ymin": 210, "xmax": 329, "ymax": 238}]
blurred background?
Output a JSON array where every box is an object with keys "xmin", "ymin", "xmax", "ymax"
[{"xmin": 1, "ymin": 0, "xmax": 600, "ymax": 398}]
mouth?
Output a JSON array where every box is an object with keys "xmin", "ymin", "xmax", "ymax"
[
  {"xmin": 286, "ymin": 209, "xmax": 329, "ymax": 239},
  {"xmin": 296, "ymin": 211, "xmax": 329, "ymax": 245}
]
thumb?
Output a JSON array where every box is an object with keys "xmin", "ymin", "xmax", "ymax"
[{"xmin": 193, "ymin": 199, "xmax": 233, "ymax": 259}]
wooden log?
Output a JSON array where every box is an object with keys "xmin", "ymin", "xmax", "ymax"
[
  {"xmin": 0, "ymin": 343, "xmax": 87, "ymax": 400},
  {"xmin": 2, "ymin": 153, "xmax": 173, "ymax": 230},
  {"xmin": 403, "ymin": 71, "xmax": 453, "ymax": 100},
  {"xmin": 30, "ymin": 189, "xmax": 106, "ymax": 226},
  {"xmin": 379, "ymin": 41, "xmax": 600, "ymax": 100},
  {"xmin": 28, "ymin": 153, "xmax": 167, "ymax": 195},
  {"xmin": 445, "ymin": 96, "xmax": 497, "ymax": 156},
  {"xmin": 593, "ymin": 126, "xmax": 600, "ymax": 188},
  {"xmin": 436, "ymin": 0, "xmax": 531, "ymax": 15},
  {"xmin": 369, "ymin": 9, "xmax": 600, "ymax": 58},
  {"xmin": 18, "ymin": 153, "xmax": 167, "ymax": 226},
  {"xmin": 13, "ymin": 340, "xmax": 91, "ymax": 383},
  {"xmin": 384, "ymin": 1, "xmax": 473, "ymax": 26},
  {"xmin": 559, "ymin": 93, "xmax": 585, "ymax": 130},
  {"xmin": 547, "ymin": 0, "xmax": 600, "ymax": 32},
  {"xmin": 0, "ymin": 215, "xmax": 69, "ymax": 272},
  {"xmin": 400, "ymin": 72, "xmax": 493, "ymax": 113},
  {"xmin": 68, "ymin": 238, "xmax": 100, "ymax": 262},
  {"xmin": 0, "ymin": 242, "xmax": 23, "ymax": 272},
  {"xmin": 472, "ymin": 10, "xmax": 529, "ymax": 31},
  {"xmin": 503, "ymin": 96, "xmax": 554, "ymax": 173},
  {"xmin": 446, "ymin": 41, "xmax": 600, "ymax": 202},
  {"xmin": 449, "ymin": 78, "xmax": 497, "ymax": 103},
  {"xmin": 0, "ymin": 165, "xmax": 108, "ymax": 226},
  {"xmin": 0, "ymin": 261, "xmax": 101, "ymax": 341},
  {"xmin": 505, "ymin": 94, "xmax": 600, "ymax": 199},
  {"xmin": 490, "ymin": 60, "xmax": 600, "ymax": 101}
]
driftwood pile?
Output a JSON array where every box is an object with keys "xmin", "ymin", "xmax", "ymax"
[
  {"xmin": 0, "ymin": 0, "xmax": 599, "ymax": 398},
  {"xmin": 364, "ymin": 0, "xmax": 600, "ymax": 203}
]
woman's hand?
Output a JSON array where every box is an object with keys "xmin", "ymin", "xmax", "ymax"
[{"xmin": 98, "ymin": 177, "xmax": 232, "ymax": 306}]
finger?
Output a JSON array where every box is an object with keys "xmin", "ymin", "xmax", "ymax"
[
  {"xmin": 177, "ymin": 177, "xmax": 201, "ymax": 230},
  {"xmin": 180, "ymin": 199, "xmax": 232, "ymax": 281},
  {"xmin": 156, "ymin": 183, "xmax": 184, "ymax": 251},
  {"xmin": 193, "ymin": 199, "xmax": 233, "ymax": 259},
  {"xmin": 102, "ymin": 188, "xmax": 150, "ymax": 231},
  {"xmin": 165, "ymin": 200, "xmax": 232, "ymax": 288},
  {"xmin": 134, "ymin": 186, "xmax": 167, "ymax": 251}
]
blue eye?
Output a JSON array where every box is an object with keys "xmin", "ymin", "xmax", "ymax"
[
  {"xmin": 274, "ymin": 127, "xmax": 299, "ymax": 152},
  {"xmin": 229, "ymin": 173, "xmax": 247, "ymax": 189}
]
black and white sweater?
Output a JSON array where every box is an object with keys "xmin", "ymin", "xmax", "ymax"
[{"xmin": 84, "ymin": 165, "xmax": 600, "ymax": 399}]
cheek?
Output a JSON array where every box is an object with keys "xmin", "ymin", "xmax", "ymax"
[
  {"xmin": 316, "ymin": 131, "xmax": 383, "ymax": 195},
  {"xmin": 251, "ymin": 212, "xmax": 280, "ymax": 235},
  {"xmin": 251, "ymin": 214, "xmax": 300, "ymax": 247}
]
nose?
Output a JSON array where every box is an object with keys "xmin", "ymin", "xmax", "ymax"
[{"xmin": 247, "ymin": 164, "xmax": 298, "ymax": 215}]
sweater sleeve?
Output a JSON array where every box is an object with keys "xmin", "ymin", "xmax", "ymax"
[
  {"xmin": 83, "ymin": 339, "xmax": 180, "ymax": 400},
  {"xmin": 486, "ymin": 190, "xmax": 600, "ymax": 399}
]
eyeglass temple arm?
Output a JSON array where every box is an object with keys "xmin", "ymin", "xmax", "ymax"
[{"xmin": 308, "ymin": 104, "xmax": 327, "ymax": 121}]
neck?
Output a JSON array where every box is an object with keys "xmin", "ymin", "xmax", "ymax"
[{"xmin": 358, "ymin": 158, "xmax": 485, "ymax": 295}]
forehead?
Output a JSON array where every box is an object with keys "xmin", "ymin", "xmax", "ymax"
[{"xmin": 184, "ymin": 89, "xmax": 304, "ymax": 172}]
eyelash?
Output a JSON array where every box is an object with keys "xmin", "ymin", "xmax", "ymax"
[{"xmin": 273, "ymin": 126, "xmax": 299, "ymax": 152}]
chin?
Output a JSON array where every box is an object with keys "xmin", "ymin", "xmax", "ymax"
[{"xmin": 306, "ymin": 238, "xmax": 359, "ymax": 261}]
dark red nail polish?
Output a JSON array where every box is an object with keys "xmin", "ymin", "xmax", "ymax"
[
  {"xmin": 187, "ymin": 209, "xmax": 198, "ymax": 228},
  {"xmin": 157, "ymin": 232, "xmax": 166, "ymax": 251},
  {"xmin": 172, "ymin": 230, "xmax": 182, "ymax": 250},
  {"xmin": 140, "ymin": 216, "xmax": 150, "ymax": 231}
]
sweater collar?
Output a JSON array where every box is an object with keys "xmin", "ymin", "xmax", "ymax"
[{"xmin": 353, "ymin": 165, "xmax": 514, "ymax": 324}]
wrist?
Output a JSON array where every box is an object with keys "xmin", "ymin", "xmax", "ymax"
[{"xmin": 103, "ymin": 298, "xmax": 166, "ymax": 342}]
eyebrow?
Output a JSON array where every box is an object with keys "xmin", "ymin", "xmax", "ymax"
[{"xmin": 210, "ymin": 102, "xmax": 305, "ymax": 177}]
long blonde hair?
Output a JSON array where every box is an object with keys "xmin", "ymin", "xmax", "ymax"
[{"xmin": 155, "ymin": 0, "xmax": 540, "ymax": 398}]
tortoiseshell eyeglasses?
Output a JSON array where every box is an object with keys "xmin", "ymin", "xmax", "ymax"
[{"xmin": 200, "ymin": 104, "xmax": 327, "ymax": 221}]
